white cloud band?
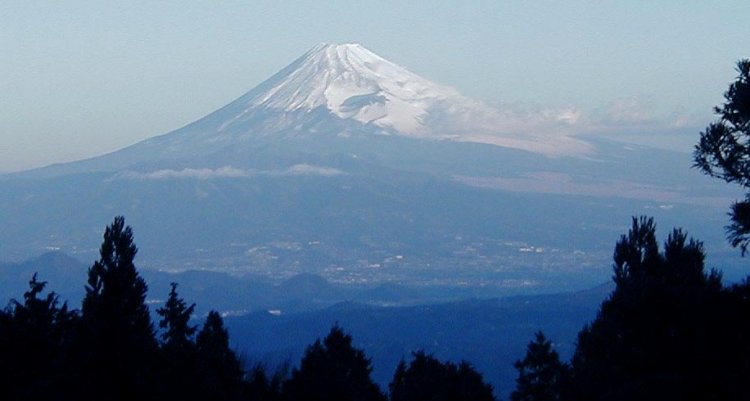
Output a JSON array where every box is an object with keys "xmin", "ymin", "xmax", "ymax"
[{"xmin": 117, "ymin": 164, "xmax": 345, "ymax": 180}]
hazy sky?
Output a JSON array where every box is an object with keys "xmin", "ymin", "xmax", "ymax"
[{"xmin": 1, "ymin": 1, "xmax": 749, "ymax": 172}]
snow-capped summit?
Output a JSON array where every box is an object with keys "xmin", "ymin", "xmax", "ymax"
[
  {"xmin": 217, "ymin": 42, "xmax": 488, "ymax": 138},
  {"xmin": 240, "ymin": 42, "xmax": 466, "ymax": 135}
]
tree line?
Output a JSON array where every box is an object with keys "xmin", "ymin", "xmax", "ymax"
[
  {"xmin": 7, "ymin": 216, "xmax": 750, "ymax": 400},
  {"xmin": 0, "ymin": 216, "xmax": 494, "ymax": 401}
]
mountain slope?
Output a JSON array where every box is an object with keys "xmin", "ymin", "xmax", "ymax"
[{"xmin": 16, "ymin": 43, "xmax": 592, "ymax": 179}]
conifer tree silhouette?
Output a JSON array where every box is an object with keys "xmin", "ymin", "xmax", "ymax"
[
  {"xmin": 389, "ymin": 350, "xmax": 495, "ymax": 401},
  {"xmin": 570, "ymin": 216, "xmax": 742, "ymax": 401},
  {"xmin": 0, "ymin": 274, "xmax": 76, "ymax": 400},
  {"xmin": 157, "ymin": 282, "xmax": 199, "ymax": 401},
  {"xmin": 195, "ymin": 310, "xmax": 244, "ymax": 400},
  {"xmin": 284, "ymin": 325, "xmax": 386, "ymax": 401},
  {"xmin": 511, "ymin": 332, "xmax": 569, "ymax": 401},
  {"xmin": 158, "ymin": 282, "xmax": 197, "ymax": 349},
  {"xmin": 244, "ymin": 364, "xmax": 285, "ymax": 401},
  {"xmin": 694, "ymin": 59, "xmax": 750, "ymax": 253},
  {"xmin": 78, "ymin": 216, "xmax": 158, "ymax": 401}
]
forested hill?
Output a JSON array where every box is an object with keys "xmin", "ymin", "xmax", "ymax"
[{"xmin": 227, "ymin": 285, "xmax": 608, "ymax": 397}]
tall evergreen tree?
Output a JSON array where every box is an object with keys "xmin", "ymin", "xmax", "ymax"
[
  {"xmin": 389, "ymin": 351, "xmax": 495, "ymax": 401},
  {"xmin": 158, "ymin": 282, "xmax": 197, "ymax": 349},
  {"xmin": 0, "ymin": 274, "xmax": 77, "ymax": 401},
  {"xmin": 195, "ymin": 310, "xmax": 244, "ymax": 401},
  {"xmin": 157, "ymin": 282, "xmax": 199, "ymax": 401},
  {"xmin": 510, "ymin": 332, "xmax": 569, "ymax": 401},
  {"xmin": 283, "ymin": 325, "xmax": 386, "ymax": 401},
  {"xmin": 82, "ymin": 216, "xmax": 154, "ymax": 341},
  {"xmin": 570, "ymin": 216, "xmax": 742, "ymax": 401},
  {"xmin": 78, "ymin": 216, "xmax": 158, "ymax": 401},
  {"xmin": 694, "ymin": 59, "xmax": 750, "ymax": 253},
  {"xmin": 244, "ymin": 364, "xmax": 285, "ymax": 401}
]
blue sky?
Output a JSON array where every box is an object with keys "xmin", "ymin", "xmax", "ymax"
[{"xmin": 1, "ymin": 1, "xmax": 748, "ymax": 172}]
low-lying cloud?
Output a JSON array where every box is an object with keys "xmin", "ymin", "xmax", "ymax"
[
  {"xmin": 118, "ymin": 164, "xmax": 345, "ymax": 180},
  {"xmin": 285, "ymin": 164, "xmax": 344, "ymax": 177},
  {"xmin": 447, "ymin": 95, "xmax": 707, "ymax": 157}
]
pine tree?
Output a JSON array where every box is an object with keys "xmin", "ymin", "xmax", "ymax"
[
  {"xmin": 570, "ymin": 216, "xmax": 740, "ymax": 401},
  {"xmin": 283, "ymin": 325, "xmax": 386, "ymax": 401},
  {"xmin": 82, "ymin": 216, "xmax": 154, "ymax": 341},
  {"xmin": 195, "ymin": 310, "xmax": 244, "ymax": 400},
  {"xmin": 694, "ymin": 59, "xmax": 750, "ymax": 253},
  {"xmin": 157, "ymin": 282, "xmax": 198, "ymax": 401},
  {"xmin": 158, "ymin": 282, "xmax": 197, "ymax": 349},
  {"xmin": 244, "ymin": 364, "xmax": 285, "ymax": 401},
  {"xmin": 78, "ymin": 216, "xmax": 158, "ymax": 401},
  {"xmin": 389, "ymin": 351, "xmax": 495, "ymax": 401},
  {"xmin": 0, "ymin": 274, "xmax": 77, "ymax": 400},
  {"xmin": 510, "ymin": 332, "xmax": 569, "ymax": 401}
]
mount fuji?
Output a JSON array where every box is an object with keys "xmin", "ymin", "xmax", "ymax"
[
  {"xmin": 23, "ymin": 43, "xmax": 588, "ymax": 178},
  {"xmin": 0, "ymin": 43, "xmax": 741, "ymax": 292}
]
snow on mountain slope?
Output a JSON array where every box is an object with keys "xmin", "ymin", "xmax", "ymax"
[
  {"xmin": 210, "ymin": 42, "xmax": 590, "ymax": 154},
  {"xmin": 14, "ymin": 43, "xmax": 593, "ymax": 177},
  {"xmin": 239, "ymin": 43, "xmax": 469, "ymax": 135}
]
